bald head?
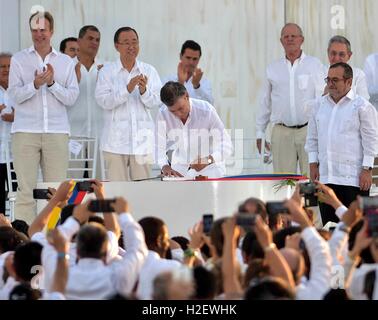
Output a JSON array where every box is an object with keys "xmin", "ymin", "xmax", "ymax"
[
  {"xmin": 280, "ymin": 247, "xmax": 305, "ymax": 284},
  {"xmin": 281, "ymin": 23, "xmax": 303, "ymax": 37}
]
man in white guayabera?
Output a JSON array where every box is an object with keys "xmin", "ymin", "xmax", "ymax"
[{"xmin": 156, "ymin": 81, "xmax": 233, "ymax": 178}]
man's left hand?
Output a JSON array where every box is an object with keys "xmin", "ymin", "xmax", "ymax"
[
  {"xmin": 359, "ymin": 169, "xmax": 372, "ymax": 191},
  {"xmin": 192, "ymin": 68, "xmax": 203, "ymax": 89},
  {"xmin": 190, "ymin": 156, "xmax": 213, "ymax": 172},
  {"xmin": 138, "ymin": 74, "xmax": 148, "ymax": 95}
]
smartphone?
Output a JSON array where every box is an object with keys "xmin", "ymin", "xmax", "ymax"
[
  {"xmin": 360, "ymin": 197, "xmax": 378, "ymax": 237},
  {"xmin": 33, "ymin": 189, "xmax": 51, "ymax": 200},
  {"xmin": 266, "ymin": 201, "xmax": 289, "ymax": 216},
  {"xmin": 88, "ymin": 199, "xmax": 116, "ymax": 213},
  {"xmin": 235, "ymin": 213, "xmax": 256, "ymax": 227},
  {"xmin": 202, "ymin": 214, "xmax": 214, "ymax": 235},
  {"xmin": 76, "ymin": 181, "xmax": 94, "ymax": 193}
]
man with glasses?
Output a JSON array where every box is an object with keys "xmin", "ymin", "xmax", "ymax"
[
  {"xmin": 325, "ymin": 35, "xmax": 369, "ymax": 99},
  {"xmin": 305, "ymin": 62, "xmax": 378, "ymax": 224},
  {"xmin": 95, "ymin": 27, "xmax": 162, "ymax": 181},
  {"xmin": 256, "ymin": 23, "xmax": 324, "ymax": 174}
]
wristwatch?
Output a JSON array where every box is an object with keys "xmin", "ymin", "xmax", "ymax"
[{"xmin": 362, "ymin": 166, "xmax": 373, "ymax": 171}]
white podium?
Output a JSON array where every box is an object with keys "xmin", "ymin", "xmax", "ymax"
[{"xmin": 37, "ymin": 179, "xmax": 294, "ymax": 237}]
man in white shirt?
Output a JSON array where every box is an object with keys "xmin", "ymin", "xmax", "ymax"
[
  {"xmin": 137, "ymin": 216, "xmax": 181, "ymax": 300},
  {"xmin": 306, "ymin": 62, "xmax": 378, "ymax": 224},
  {"xmin": 325, "ymin": 35, "xmax": 369, "ymax": 100},
  {"xmin": 41, "ymin": 197, "xmax": 148, "ymax": 299},
  {"xmin": 95, "ymin": 27, "xmax": 162, "ymax": 181},
  {"xmin": 363, "ymin": 51, "xmax": 378, "ymax": 182},
  {"xmin": 256, "ymin": 23, "xmax": 324, "ymax": 174},
  {"xmin": 8, "ymin": 11, "xmax": 79, "ymax": 223},
  {"xmin": 164, "ymin": 40, "xmax": 213, "ymax": 104},
  {"xmin": 59, "ymin": 37, "xmax": 79, "ymax": 59},
  {"xmin": 67, "ymin": 25, "xmax": 104, "ymax": 179},
  {"xmin": 157, "ymin": 81, "xmax": 233, "ymax": 178},
  {"xmin": 0, "ymin": 52, "xmax": 15, "ymax": 215}
]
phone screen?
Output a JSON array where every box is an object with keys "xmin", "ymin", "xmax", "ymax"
[{"xmin": 203, "ymin": 214, "xmax": 214, "ymax": 235}]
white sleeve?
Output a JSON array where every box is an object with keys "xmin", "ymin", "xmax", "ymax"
[
  {"xmin": 328, "ymin": 224, "xmax": 349, "ymax": 266},
  {"xmin": 255, "ymin": 73, "xmax": 272, "ymax": 139},
  {"xmin": 8, "ymin": 57, "xmax": 37, "ymax": 104},
  {"xmin": 209, "ymin": 106, "xmax": 233, "ymax": 163},
  {"xmin": 355, "ymin": 70, "xmax": 370, "ymax": 100},
  {"xmin": 140, "ymin": 66, "xmax": 162, "ymax": 109},
  {"xmin": 296, "ymin": 227, "xmax": 332, "ymax": 300},
  {"xmin": 155, "ymin": 111, "xmax": 170, "ymax": 168},
  {"xmin": 304, "ymin": 99, "xmax": 320, "ymax": 163},
  {"xmin": 47, "ymin": 59, "xmax": 79, "ymax": 106},
  {"xmin": 359, "ymin": 102, "xmax": 378, "ymax": 167},
  {"xmin": 95, "ymin": 67, "xmax": 130, "ymax": 110},
  {"xmin": 110, "ymin": 213, "xmax": 148, "ymax": 296}
]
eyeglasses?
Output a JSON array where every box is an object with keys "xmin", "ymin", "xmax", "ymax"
[
  {"xmin": 329, "ymin": 51, "xmax": 348, "ymax": 58},
  {"xmin": 324, "ymin": 77, "xmax": 347, "ymax": 85},
  {"xmin": 117, "ymin": 41, "xmax": 139, "ymax": 47}
]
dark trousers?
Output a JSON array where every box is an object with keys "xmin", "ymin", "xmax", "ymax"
[
  {"xmin": 319, "ymin": 183, "xmax": 369, "ymax": 224},
  {"xmin": 0, "ymin": 163, "xmax": 17, "ymax": 214}
]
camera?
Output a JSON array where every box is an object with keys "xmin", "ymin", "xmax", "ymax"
[
  {"xmin": 235, "ymin": 213, "xmax": 256, "ymax": 227},
  {"xmin": 266, "ymin": 201, "xmax": 289, "ymax": 216},
  {"xmin": 359, "ymin": 197, "xmax": 378, "ymax": 238},
  {"xmin": 76, "ymin": 181, "xmax": 94, "ymax": 193},
  {"xmin": 88, "ymin": 199, "xmax": 116, "ymax": 213},
  {"xmin": 33, "ymin": 189, "xmax": 51, "ymax": 200},
  {"xmin": 299, "ymin": 182, "xmax": 318, "ymax": 207},
  {"xmin": 202, "ymin": 214, "xmax": 214, "ymax": 235}
]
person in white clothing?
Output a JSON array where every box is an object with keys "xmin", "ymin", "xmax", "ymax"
[
  {"xmin": 67, "ymin": 25, "xmax": 104, "ymax": 179},
  {"xmin": 325, "ymin": 35, "xmax": 369, "ymax": 100},
  {"xmin": 157, "ymin": 81, "xmax": 233, "ymax": 178},
  {"xmin": 306, "ymin": 62, "xmax": 378, "ymax": 224},
  {"xmin": 163, "ymin": 40, "xmax": 213, "ymax": 104},
  {"xmin": 95, "ymin": 27, "xmax": 162, "ymax": 181},
  {"xmin": 0, "ymin": 53, "xmax": 16, "ymax": 214},
  {"xmin": 363, "ymin": 52, "xmax": 378, "ymax": 180},
  {"xmin": 256, "ymin": 23, "xmax": 324, "ymax": 174},
  {"xmin": 41, "ymin": 196, "xmax": 148, "ymax": 299},
  {"xmin": 137, "ymin": 216, "xmax": 181, "ymax": 300},
  {"xmin": 8, "ymin": 11, "xmax": 79, "ymax": 223},
  {"xmin": 59, "ymin": 37, "xmax": 79, "ymax": 59}
]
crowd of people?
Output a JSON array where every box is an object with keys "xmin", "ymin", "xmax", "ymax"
[{"xmin": 0, "ymin": 179, "xmax": 377, "ymax": 300}]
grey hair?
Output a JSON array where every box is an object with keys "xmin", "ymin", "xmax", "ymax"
[
  {"xmin": 281, "ymin": 23, "xmax": 303, "ymax": 37},
  {"xmin": 0, "ymin": 52, "xmax": 12, "ymax": 59},
  {"xmin": 328, "ymin": 35, "xmax": 352, "ymax": 54}
]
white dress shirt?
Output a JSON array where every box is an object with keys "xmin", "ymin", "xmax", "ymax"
[
  {"xmin": 0, "ymin": 86, "xmax": 13, "ymax": 163},
  {"xmin": 136, "ymin": 250, "xmax": 181, "ymax": 300},
  {"xmin": 364, "ymin": 53, "xmax": 378, "ymax": 109},
  {"xmin": 67, "ymin": 57, "xmax": 105, "ymax": 138},
  {"xmin": 41, "ymin": 214, "xmax": 148, "ymax": 299},
  {"xmin": 256, "ymin": 52, "xmax": 325, "ymax": 139},
  {"xmin": 8, "ymin": 46, "xmax": 79, "ymax": 134},
  {"xmin": 156, "ymin": 98, "xmax": 233, "ymax": 177},
  {"xmin": 95, "ymin": 59, "xmax": 162, "ymax": 155},
  {"xmin": 305, "ymin": 90, "xmax": 378, "ymax": 187},
  {"xmin": 296, "ymin": 227, "xmax": 332, "ymax": 300},
  {"xmin": 32, "ymin": 228, "xmax": 119, "ymax": 292},
  {"xmin": 348, "ymin": 263, "xmax": 378, "ymax": 300},
  {"xmin": 163, "ymin": 74, "xmax": 214, "ymax": 104}
]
